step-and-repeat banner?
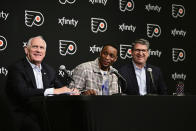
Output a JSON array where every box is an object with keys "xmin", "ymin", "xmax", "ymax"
[{"xmin": 0, "ymin": 0, "xmax": 194, "ymax": 95}]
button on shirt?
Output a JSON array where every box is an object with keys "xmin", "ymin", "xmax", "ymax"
[{"xmin": 133, "ymin": 61, "xmax": 147, "ymax": 95}]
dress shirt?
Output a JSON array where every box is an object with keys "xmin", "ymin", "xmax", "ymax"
[
  {"xmin": 26, "ymin": 57, "xmax": 54, "ymax": 96},
  {"xmin": 133, "ymin": 61, "xmax": 147, "ymax": 95},
  {"xmin": 69, "ymin": 58, "xmax": 119, "ymax": 95}
]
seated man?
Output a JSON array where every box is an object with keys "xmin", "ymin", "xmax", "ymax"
[
  {"xmin": 69, "ymin": 45, "xmax": 119, "ymax": 95},
  {"xmin": 6, "ymin": 36, "xmax": 79, "ymax": 131},
  {"xmin": 119, "ymin": 38, "xmax": 167, "ymax": 95}
]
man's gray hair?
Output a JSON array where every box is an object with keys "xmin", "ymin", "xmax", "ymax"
[
  {"xmin": 26, "ymin": 36, "xmax": 47, "ymax": 49},
  {"xmin": 132, "ymin": 38, "xmax": 150, "ymax": 50}
]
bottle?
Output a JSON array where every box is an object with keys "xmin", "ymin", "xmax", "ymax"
[{"xmin": 173, "ymin": 81, "xmax": 185, "ymax": 96}]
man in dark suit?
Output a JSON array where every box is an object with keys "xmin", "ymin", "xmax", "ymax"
[
  {"xmin": 6, "ymin": 36, "xmax": 79, "ymax": 131},
  {"xmin": 119, "ymin": 38, "xmax": 167, "ymax": 95}
]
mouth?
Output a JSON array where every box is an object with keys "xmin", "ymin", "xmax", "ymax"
[
  {"xmin": 33, "ymin": 53, "xmax": 42, "ymax": 57},
  {"xmin": 102, "ymin": 60, "xmax": 110, "ymax": 66}
]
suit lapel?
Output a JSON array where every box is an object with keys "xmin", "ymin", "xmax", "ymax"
[
  {"xmin": 41, "ymin": 66, "xmax": 49, "ymax": 89},
  {"xmin": 129, "ymin": 62, "xmax": 139, "ymax": 93},
  {"xmin": 23, "ymin": 58, "xmax": 37, "ymax": 89}
]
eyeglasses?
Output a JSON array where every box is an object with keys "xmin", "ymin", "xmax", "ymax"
[{"xmin": 133, "ymin": 49, "xmax": 148, "ymax": 53}]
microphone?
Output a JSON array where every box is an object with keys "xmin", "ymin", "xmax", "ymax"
[
  {"xmin": 111, "ymin": 70, "xmax": 127, "ymax": 95},
  {"xmin": 112, "ymin": 70, "xmax": 127, "ymax": 83},
  {"xmin": 147, "ymin": 68, "xmax": 156, "ymax": 94},
  {"xmin": 59, "ymin": 65, "xmax": 74, "ymax": 82}
]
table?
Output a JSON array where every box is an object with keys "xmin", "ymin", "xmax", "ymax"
[{"xmin": 30, "ymin": 95, "xmax": 196, "ymax": 131}]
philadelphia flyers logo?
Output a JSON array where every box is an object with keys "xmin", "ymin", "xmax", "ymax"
[
  {"xmin": 172, "ymin": 4, "xmax": 185, "ymax": 18},
  {"xmin": 147, "ymin": 24, "xmax": 161, "ymax": 38},
  {"xmin": 120, "ymin": 44, "xmax": 132, "ymax": 59},
  {"xmin": 0, "ymin": 35, "xmax": 7, "ymax": 51},
  {"xmin": 91, "ymin": 18, "xmax": 107, "ymax": 33},
  {"xmin": 59, "ymin": 40, "xmax": 77, "ymax": 56},
  {"xmin": 172, "ymin": 48, "xmax": 185, "ymax": 62},
  {"xmin": 25, "ymin": 10, "xmax": 44, "ymax": 27},
  {"xmin": 59, "ymin": 0, "xmax": 76, "ymax": 4},
  {"xmin": 119, "ymin": 0, "xmax": 134, "ymax": 12}
]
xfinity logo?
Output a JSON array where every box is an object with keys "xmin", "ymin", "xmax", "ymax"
[
  {"xmin": 58, "ymin": 17, "xmax": 78, "ymax": 27},
  {"xmin": 149, "ymin": 49, "xmax": 162, "ymax": 58},
  {"xmin": 172, "ymin": 72, "xmax": 186, "ymax": 80},
  {"xmin": 120, "ymin": 44, "xmax": 132, "ymax": 59},
  {"xmin": 119, "ymin": 0, "xmax": 134, "ymax": 12},
  {"xmin": 119, "ymin": 23, "xmax": 136, "ymax": 32},
  {"xmin": 59, "ymin": 0, "xmax": 76, "ymax": 4},
  {"xmin": 171, "ymin": 28, "xmax": 186, "ymax": 37},
  {"xmin": 172, "ymin": 48, "xmax": 185, "ymax": 62},
  {"xmin": 145, "ymin": 4, "xmax": 162, "ymax": 12},
  {"xmin": 0, "ymin": 35, "xmax": 7, "ymax": 51},
  {"xmin": 23, "ymin": 42, "xmax": 27, "ymax": 47},
  {"xmin": 59, "ymin": 40, "xmax": 77, "ymax": 56},
  {"xmin": 172, "ymin": 4, "xmax": 185, "ymax": 18},
  {"xmin": 0, "ymin": 67, "xmax": 8, "ymax": 76},
  {"xmin": 0, "ymin": 11, "xmax": 9, "ymax": 21},
  {"xmin": 25, "ymin": 10, "xmax": 44, "ymax": 27},
  {"xmin": 90, "ymin": 45, "xmax": 103, "ymax": 53},
  {"xmin": 89, "ymin": 0, "xmax": 107, "ymax": 6},
  {"xmin": 58, "ymin": 65, "xmax": 73, "ymax": 77},
  {"xmin": 147, "ymin": 24, "xmax": 161, "ymax": 38}
]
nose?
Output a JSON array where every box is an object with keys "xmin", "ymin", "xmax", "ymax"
[
  {"xmin": 35, "ymin": 47, "xmax": 42, "ymax": 52},
  {"xmin": 138, "ymin": 51, "xmax": 143, "ymax": 55},
  {"xmin": 105, "ymin": 54, "xmax": 110, "ymax": 59}
]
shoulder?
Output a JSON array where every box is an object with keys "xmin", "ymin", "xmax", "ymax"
[
  {"xmin": 75, "ymin": 60, "xmax": 95, "ymax": 70},
  {"xmin": 8, "ymin": 58, "xmax": 26, "ymax": 71},
  {"xmin": 42, "ymin": 62, "xmax": 56, "ymax": 73}
]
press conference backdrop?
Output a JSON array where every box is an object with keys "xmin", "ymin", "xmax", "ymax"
[{"xmin": 0, "ymin": 0, "xmax": 194, "ymax": 95}]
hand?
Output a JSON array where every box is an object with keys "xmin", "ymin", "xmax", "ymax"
[
  {"xmin": 82, "ymin": 89, "xmax": 97, "ymax": 95},
  {"xmin": 70, "ymin": 88, "xmax": 81, "ymax": 95},
  {"xmin": 53, "ymin": 86, "xmax": 72, "ymax": 95}
]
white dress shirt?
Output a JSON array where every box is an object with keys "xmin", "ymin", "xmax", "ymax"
[
  {"xmin": 26, "ymin": 57, "xmax": 54, "ymax": 96},
  {"xmin": 133, "ymin": 61, "xmax": 147, "ymax": 95}
]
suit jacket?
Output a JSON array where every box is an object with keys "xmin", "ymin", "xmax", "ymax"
[
  {"xmin": 118, "ymin": 61, "xmax": 167, "ymax": 95},
  {"xmin": 6, "ymin": 58, "xmax": 63, "ymax": 112}
]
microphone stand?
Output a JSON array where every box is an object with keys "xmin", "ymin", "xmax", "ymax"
[
  {"xmin": 147, "ymin": 68, "xmax": 158, "ymax": 96},
  {"xmin": 111, "ymin": 70, "xmax": 127, "ymax": 96},
  {"xmin": 112, "ymin": 77, "xmax": 127, "ymax": 96}
]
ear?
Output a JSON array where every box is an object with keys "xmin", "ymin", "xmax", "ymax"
[{"xmin": 24, "ymin": 47, "xmax": 28, "ymax": 55}]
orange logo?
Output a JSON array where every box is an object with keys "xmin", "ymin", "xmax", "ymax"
[
  {"xmin": 172, "ymin": 48, "xmax": 185, "ymax": 62},
  {"xmin": 147, "ymin": 24, "xmax": 161, "ymax": 38},
  {"xmin": 25, "ymin": 10, "xmax": 44, "ymax": 27},
  {"xmin": 0, "ymin": 35, "xmax": 7, "ymax": 51},
  {"xmin": 59, "ymin": 40, "xmax": 77, "ymax": 56},
  {"xmin": 119, "ymin": 0, "xmax": 134, "ymax": 12},
  {"xmin": 120, "ymin": 44, "xmax": 132, "ymax": 59},
  {"xmin": 172, "ymin": 4, "xmax": 185, "ymax": 18},
  {"xmin": 91, "ymin": 18, "xmax": 107, "ymax": 33},
  {"xmin": 59, "ymin": 0, "xmax": 76, "ymax": 4}
]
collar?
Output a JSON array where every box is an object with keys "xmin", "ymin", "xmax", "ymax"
[
  {"xmin": 93, "ymin": 58, "xmax": 116, "ymax": 74},
  {"xmin": 26, "ymin": 57, "xmax": 42, "ymax": 70},
  {"xmin": 132, "ymin": 60, "xmax": 146, "ymax": 70}
]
